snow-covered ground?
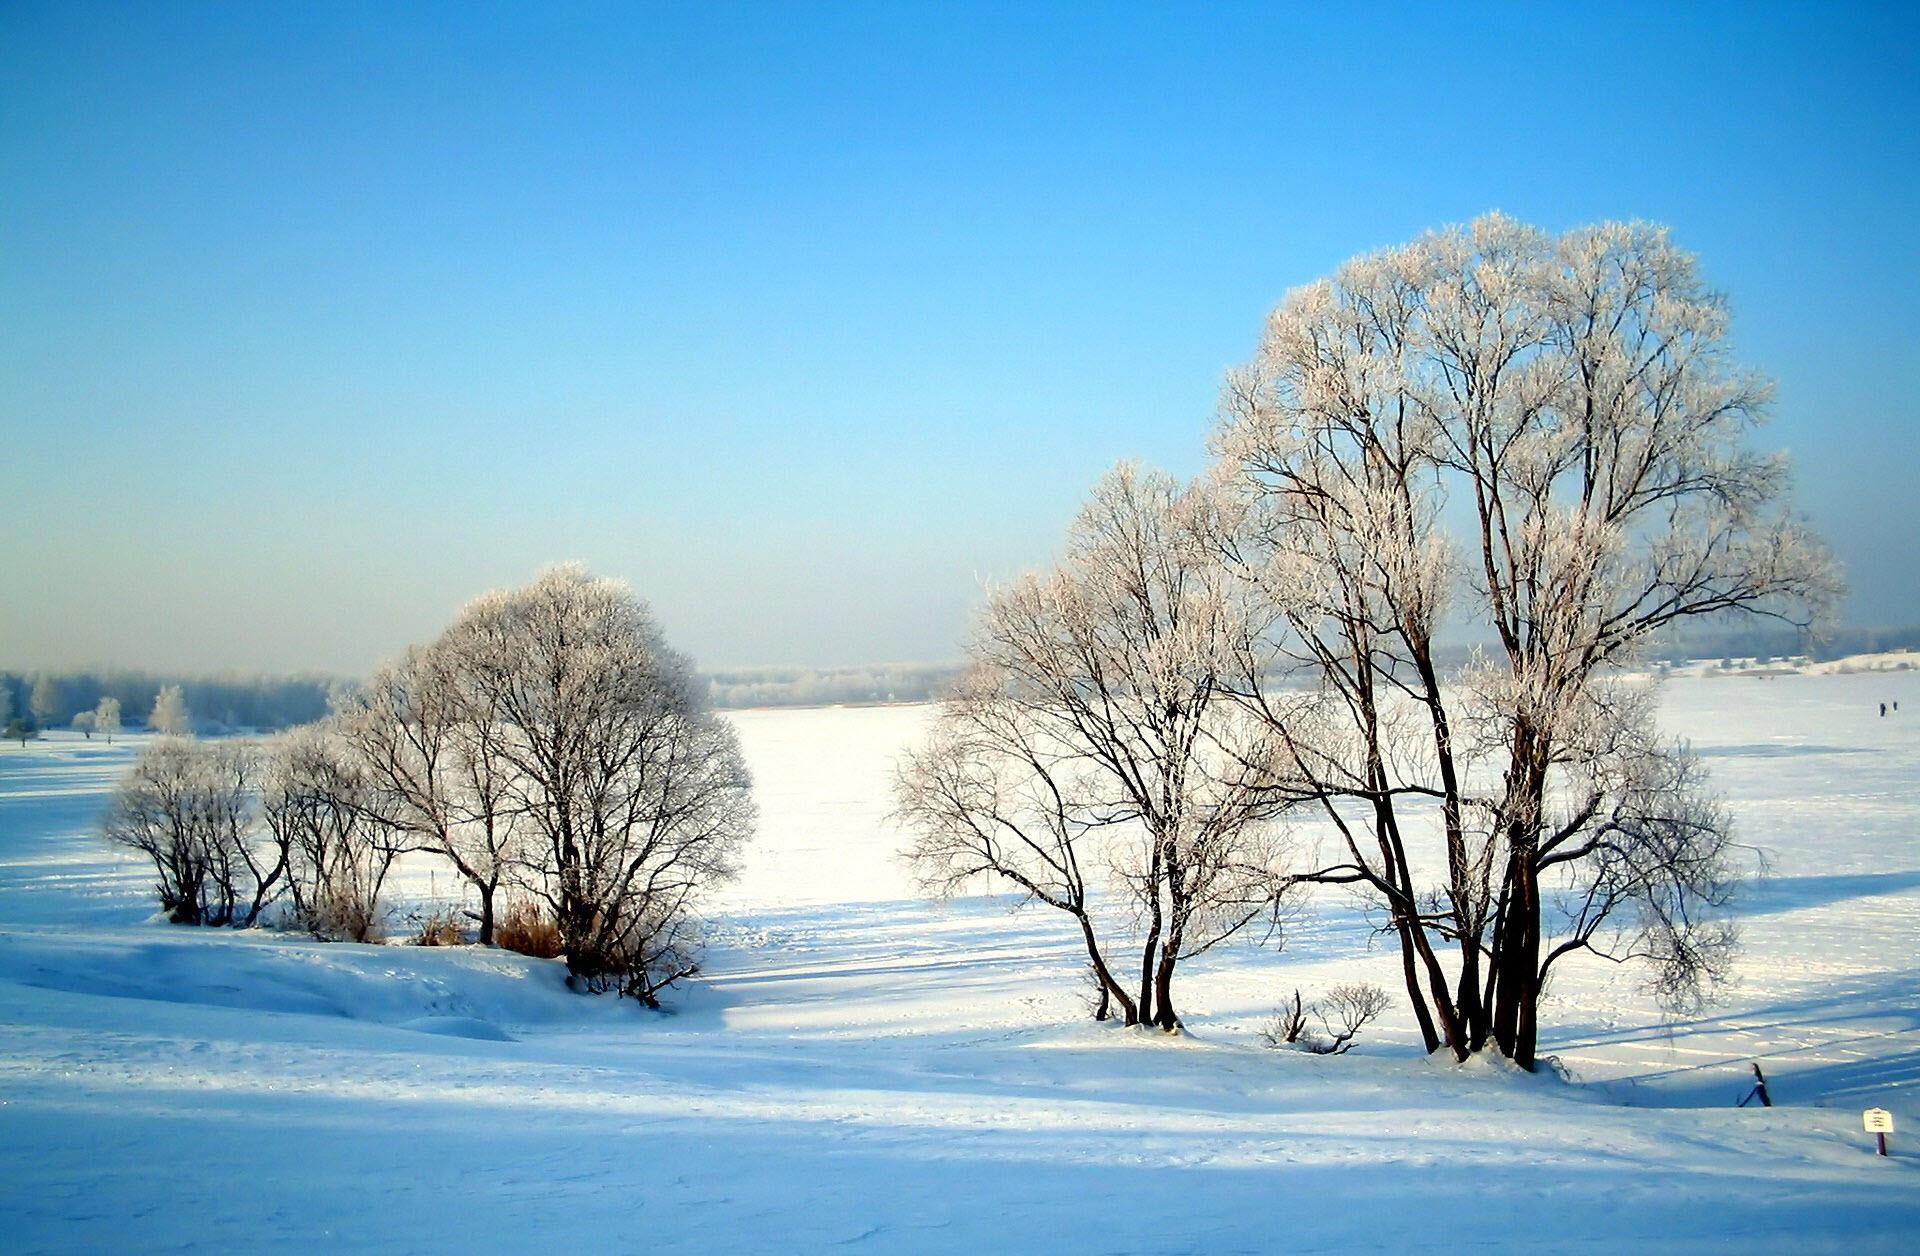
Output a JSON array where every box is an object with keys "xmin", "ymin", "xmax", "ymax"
[{"xmin": 1, "ymin": 674, "xmax": 1916, "ymax": 1252}]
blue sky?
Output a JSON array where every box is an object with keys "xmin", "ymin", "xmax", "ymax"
[{"xmin": 3, "ymin": 2, "xmax": 1915, "ymax": 673}]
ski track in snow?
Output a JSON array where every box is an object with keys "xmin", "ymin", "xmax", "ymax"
[{"xmin": 0, "ymin": 672, "xmax": 1916, "ymax": 1252}]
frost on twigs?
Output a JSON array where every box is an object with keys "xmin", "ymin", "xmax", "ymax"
[
  {"xmin": 428, "ymin": 566, "xmax": 754, "ymax": 1004},
  {"xmin": 99, "ymin": 565, "xmax": 753, "ymax": 1005},
  {"xmin": 896, "ymin": 465, "xmax": 1298, "ymax": 1033},
  {"xmin": 103, "ymin": 738, "xmax": 283, "ymax": 927},
  {"xmin": 1210, "ymin": 212, "xmax": 1837, "ymax": 1069},
  {"xmin": 1262, "ymin": 984, "xmax": 1390, "ymax": 1055}
]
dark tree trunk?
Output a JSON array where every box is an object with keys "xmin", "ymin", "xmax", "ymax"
[
  {"xmin": 1151, "ymin": 949, "xmax": 1179, "ymax": 1031},
  {"xmin": 1077, "ymin": 912, "xmax": 1137, "ymax": 1025},
  {"xmin": 1136, "ymin": 935, "xmax": 1158, "ymax": 1028},
  {"xmin": 476, "ymin": 882, "xmax": 497, "ymax": 947},
  {"xmin": 1456, "ymin": 949, "xmax": 1486, "ymax": 1051},
  {"xmin": 1137, "ymin": 861, "xmax": 1164, "ymax": 1027},
  {"xmin": 1490, "ymin": 845, "xmax": 1541, "ymax": 1069},
  {"xmin": 1395, "ymin": 918, "xmax": 1441, "ymax": 1053}
]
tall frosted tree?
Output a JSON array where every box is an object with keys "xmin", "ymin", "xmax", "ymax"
[
  {"xmin": 897, "ymin": 465, "xmax": 1294, "ymax": 1029},
  {"xmin": 333, "ymin": 644, "xmax": 527, "ymax": 945},
  {"xmin": 93, "ymin": 697, "xmax": 122, "ymax": 744},
  {"xmin": 148, "ymin": 685, "xmax": 191, "ymax": 736},
  {"xmin": 30, "ymin": 676, "xmax": 59, "ymax": 730},
  {"xmin": 1210, "ymin": 213, "xmax": 1838, "ymax": 1067},
  {"xmin": 427, "ymin": 565, "xmax": 753, "ymax": 1000}
]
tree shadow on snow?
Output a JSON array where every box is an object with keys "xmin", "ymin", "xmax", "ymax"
[{"xmin": 1732, "ymin": 869, "xmax": 1920, "ymax": 917}]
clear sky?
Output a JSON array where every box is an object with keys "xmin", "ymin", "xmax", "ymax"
[{"xmin": 3, "ymin": 2, "xmax": 1915, "ymax": 675}]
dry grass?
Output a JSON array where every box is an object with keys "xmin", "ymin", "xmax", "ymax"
[
  {"xmin": 495, "ymin": 900, "xmax": 564, "ymax": 958},
  {"xmin": 410, "ymin": 906, "xmax": 467, "ymax": 947}
]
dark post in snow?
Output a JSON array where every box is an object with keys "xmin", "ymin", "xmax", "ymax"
[{"xmin": 1738, "ymin": 1063, "xmax": 1772, "ymax": 1108}]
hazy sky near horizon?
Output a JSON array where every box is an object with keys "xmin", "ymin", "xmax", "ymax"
[{"xmin": 3, "ymin": 2, "xmax": 1916, "ymax": 676}]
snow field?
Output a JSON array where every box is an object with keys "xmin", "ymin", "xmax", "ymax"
[{"xmin": 0, "ymin": 672, "xmax": 1916, "ymax": 1252}]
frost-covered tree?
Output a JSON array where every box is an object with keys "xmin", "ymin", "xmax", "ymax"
[
  {"xmin": 897, "ymin": 465, "xmax": 1294, "ymax": 1029},
  {"xmin": 438, "ymin": 565, "xmax": 754, "ymax": 1002},
  {"xmin": 30, "ymin": 675, "xmax": 59, "ymax": 730},
  {"xmin": 148, "ymin": 684, "xmax": 191, "ymax": 736},
  {"xmin": 93, "ymin": 696, "xmax": 122, "ymax": 744},
  {"xmin": 103, "ymin": 738, "xmax": 285, "ymax": 926},
  {"xmin": 333, "ymin": 644, "xmax": 527, "ymax": 944},
  {"xmin": 1211, "ymin": 213, "xmax": 1839, "ymax": 1067},
  {"xmin": 73, "ymin": 711, "xmax": 94, "ymax": 739},
  {"xmin": 0, "ymin": 681, "xmax": 13, "ymax": 740},
  {"xmin": 261, "ymin": 724, "xmax": 408, "ymax": 942}
]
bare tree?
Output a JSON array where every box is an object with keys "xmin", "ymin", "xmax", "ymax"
[
  {"xmin": 898, "ymin": 465, "xmax": 1294, "ymax": 1030},
  {"xmin": 148, "ymin": 684, "xmax": 191, "ymax": 736},
  {"xmin": 1211, "ymin": 213, "xmax": 1838, "ymax": 1067},
  {"xmin": 30, "ymin": 675, "xmax": 59, "ymax": 731},
  {"xmin": 102, "ymin": 738, "xmax": 285, "ymax": 926},
  {"xmin": 93, "ymin": 696, "xmax": 122, "ymax": 744},
  {"xmin": 333, "ymin": 644, "xmax": 526, "ymax": 944},
  {"xmin": 261, "ymin": 724, "xmax": 408, "ymax": 942},
  {"xmin": 439, "ymin": 565, "xmax": 754, "ymax": 1002}
]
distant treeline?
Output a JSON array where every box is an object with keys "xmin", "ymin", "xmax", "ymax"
[
  {"xmin": 0, "ymin": 662, "xmax": 967, "ymax": 733},
  {"xmin": 0, "ymin": 670, "xmax": 339, "ymax": 735},
  {"xmin": 703, "ymin": 663, "xmax": 964, "ymax": 709},
  {"xmin": 1643, "ymin": 622, "xmax": 1920, "ymax": 665},
  {"xmin": 8, "ymin": 626, "xmax": 1916, "ymax": 733}
]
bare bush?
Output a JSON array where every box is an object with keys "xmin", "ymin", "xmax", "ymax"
[
  {"xmin": 408, "ymin": 906, "xmax": 466, "ymax": 947},
  {"xmin": 1261, "ymin": 983, "xmax": 1389, "ymax": 1055},
  {"xmin": 1309, "ymin": 983, "xmax": 1390, "ymax": 1055},
  {"xmin": 1260, "ymin": 988, "xmax": 1313, "ymax": 1048},
  {"xmin": 261, "ymin": 725, "xmax": 409, "ymax": 942},
  {"xmin": 103, "ymin": 738, "xmax": 284, "ymax": 926}
]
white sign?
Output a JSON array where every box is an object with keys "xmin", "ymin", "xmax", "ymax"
[{"xmin": 1863, "ymin": 1108, "xmax": 1894, "ymax": 1134}]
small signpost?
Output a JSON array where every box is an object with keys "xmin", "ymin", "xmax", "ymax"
[{"xmin": 1863, "ymin": 1107, "xmax": 1893, "ymax": 1157}]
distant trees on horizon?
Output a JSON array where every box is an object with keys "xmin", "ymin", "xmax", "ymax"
[
  {"xmin": 0, "ymin": 661, "xmax": 973, "ymax": 741},
  {"xmin": 8, "ymin": 620, "xmax": 1919, "ymax": 746},
  {"xmin": 0, "ymin": 670, "xmax": 334, "ymax": 737}
]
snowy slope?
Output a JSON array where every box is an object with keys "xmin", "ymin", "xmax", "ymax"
[{"xmin": 0, "ymin": 674, "xmax": 1915, "ymax": 1253}]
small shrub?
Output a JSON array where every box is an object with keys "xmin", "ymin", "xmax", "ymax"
[
  {"xmin": 1260, "ymin": 988, "xmax": 1313, "ymax": 1048},
  {"xmin": 410, "ymin": 906, "xmax": 466, "ymax": 947},
  {"xmin": 1310, "ymin": 982, "xmax": 1390, "ymax": 1054},
  {"xmin": 302, "ymin": 890, "xmax": 384, "ymax": 944},
  {"xmin": 495, "ymin": 901, "xmax": 563, "ymax": 958},
  {"xmin": 1261, "ymin": 982, "xmax": 1390, "ymax": 1055}
]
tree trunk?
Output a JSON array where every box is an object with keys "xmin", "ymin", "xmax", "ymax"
[
  {"xmin": 1395, "ymin": 918, "xmax": 1441, "ymax": 1053},
  {"xmin": 1490, "ymin": 846, "xmax": 1541, "ymax": 1069},
  {"xmin": 1456, "ymin": 948, "xmax": 1486, "ymax": 1050},
  {"xmin": 1151, "ymin": 947, "xmax": 1180, "ymax": 1031},
  {"xmin": 476, "ymin": 882, "xmax": 497, "ymax": 947},
  {"xmin": 1136, "ymin": 935, "xmax": 1158, "ymax": 1028},
  {"xmin": 1137, "ymin": 855, "xmax": 1164, "ymax": 1027},
  {"xmin": 1077, "ymin": 912, "xmax": 1137, "ymax": 1025}
]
